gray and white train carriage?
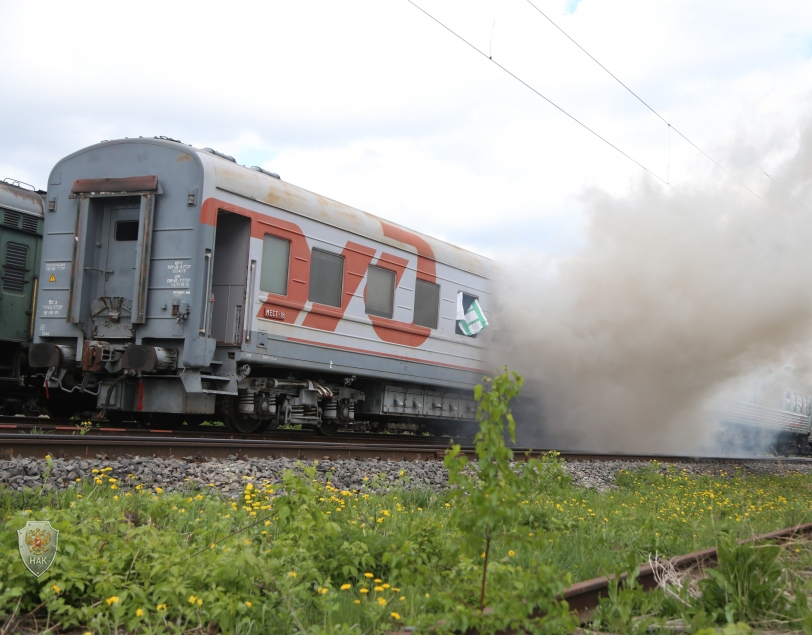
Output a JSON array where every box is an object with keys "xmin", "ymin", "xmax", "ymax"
[{"xmin": 29, "ymin": 137, "xmax": 493, "ymax": 433}]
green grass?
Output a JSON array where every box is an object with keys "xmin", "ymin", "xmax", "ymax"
[{"xmin": 1, "ymin": 459, "xmax": 811, "ymax": 634}]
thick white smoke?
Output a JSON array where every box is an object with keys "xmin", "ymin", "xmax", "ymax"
[{"xmin": 494, "ymin": 124, "xmax": 812, "ymax": 454}]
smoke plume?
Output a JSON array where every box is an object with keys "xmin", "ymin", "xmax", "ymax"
[{"xmin": 495, "ymin": 124, "xmax": 812, "ymax": 454}]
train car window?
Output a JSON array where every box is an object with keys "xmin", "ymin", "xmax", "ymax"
[
  {"xmin": 259, "ymin": 234, "xmax": 290, "ymax": 296},
  {"xmin": 115, "ymin": 220, "xmax": 140, "ymax": 241},
  {"xmin": 2, "ymin": 243, "xmax": 28, "ymax": 294},
  {"xmin": 365, "ymin": 265, "xmax": 395, "ymax": 319},
  {"xmin": 308, "ymin": 249, "xmax": 344, "ymax": 307},
  {"xmin": 414, "ymin": 279, "xmax": 439, "ymax": 329},
  {"xmin": 455, "ymin": 292, "xmax": 479, "ymax": 337}
]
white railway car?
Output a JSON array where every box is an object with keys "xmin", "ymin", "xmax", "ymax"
[
  {"xmin": 712, "ymin": 369, "xmax": 812, "ymax": 455},
  {"xmin": 28, "ymin": 137, "xmax": 494, "ymax": 433}
]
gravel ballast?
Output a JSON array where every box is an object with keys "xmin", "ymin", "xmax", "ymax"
[{"xmin": 1, "ymin": 454, "xmax": 811, "ymax": 496}]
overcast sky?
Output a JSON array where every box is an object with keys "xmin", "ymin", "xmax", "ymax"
[{"xmin": 2, "ymin": 0, "xmax": 811, "ymax": 264}]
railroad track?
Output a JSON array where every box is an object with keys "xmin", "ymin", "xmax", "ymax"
[
  {"xmin": 2, "ymin": 425, "xmax": 811, "ymax": 463},
  {"xmin": 0, "ymin": 415, "xmax": 456, "ymax": 445},
  {"xmin": 476, "ymin": 521, "xmax": 812, "ymax": 632}
]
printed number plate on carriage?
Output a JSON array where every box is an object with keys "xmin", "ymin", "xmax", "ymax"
[{"xmin": 264, "ymin": 308, "xmax": 286, "ymax": 320}]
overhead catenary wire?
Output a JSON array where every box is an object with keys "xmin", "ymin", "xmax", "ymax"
[
  {"xmin": 523, "ymin": 0, "xmax": 766, "ymax": 204},
  {"xmin": 405, "ymin": 0, "xmax": 674, "ymax": 189},
  {"xmin": 764, "ymin": 172, "xmax": 811, "ymax": 213}
]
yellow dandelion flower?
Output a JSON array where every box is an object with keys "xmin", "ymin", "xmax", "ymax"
[
  {"xmin": 508, "ymin": 550, "xmax": 515, "ymax": 557},
  {"xmin": 364, "ymin": 572, "xmax": 374, "ymax": 578},
  {"xmin": 391, "ymin": 611, "xmax": 401, "ymax": 620},
  {"xmin": 105, "ymin": 596, "xmax": 120, "ymax": 606},
  {"xmin": 196, "ymin": 598, "xmax": 203, "ymax": 606},
  {"xmin": 188, "ymin": 595, "xmax": 197, "ymax": 604},
  {"xmin": 136, "ymin": 608, "xmax": 144, "ymax": 617},
  {"xmin": 377, "ymin": 597, "xmax": 387, "ymax": 606},
  {"xmin": 340, "ymin": 583, "xmax": 352, "ymax": 590},
  {"xmin": 50, "ymin": 584, "xmax": 61, "ymax": 594},
  {"xmin": 156, "ymin": 603, "xmax": 167, "ymax": 611},
  {"xmin": 374, "ymin": 586, "xmax": 384, "ymax": 592},
  {"xmin": 288, "ymin": 571, "xmax": 297, "ymax": 578},
  {"xmin": 360, "ymin": 588, "xmax": 369, "ymax": 594},
  {"xmin": 374, "ymin": 578, "xmax": 382, "ymax": 583},
  {"xmin": 245, "ymin": 601, "xmax": 252, "ymax": 607},
  {"xmin": 353, "ymin": 599, "xmax": 361, "ymax": 604}
]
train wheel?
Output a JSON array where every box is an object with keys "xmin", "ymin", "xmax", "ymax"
[
  {"xmin": 317, "ymin": 420, "xmax": 339, "ymax": 436},
  {"xmin": 223, "ymin": 397, "xmax": 269, "ymax": 434}
]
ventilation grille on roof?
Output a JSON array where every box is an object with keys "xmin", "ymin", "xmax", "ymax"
[
  {"xmin": 3, "ymin": 210, "xmax": 20, "ymax": 228},
  {"xmin": 2, "ymin": 243, "xmax": 28, "ymax": 294},
  {"xmin": 22, "ymin": 216, "xmax": 38, "ymax": 233}
]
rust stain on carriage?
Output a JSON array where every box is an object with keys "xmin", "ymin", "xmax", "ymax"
[
  {"xmin": 71, "ymin": 175, "xmax": 158, "ymax": 194},
  {"xmin": 174, "ymin": 153, "xmax": 193, "ymax": 163},
  {"xmin": 0, "ymin": 182, "xmax": 44, "ymax": 213}
]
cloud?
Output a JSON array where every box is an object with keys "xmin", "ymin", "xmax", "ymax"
[{"xmin": 0, "ymin": 0, "xmax": 811, "ymax": 255}]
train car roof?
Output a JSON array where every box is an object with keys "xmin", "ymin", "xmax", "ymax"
[
  {"xmin": 0, "ymin": 180, "xmax": 44, "ymax": 217},
  {"xmin": 54, "ymin": 138, "xmax": 493, "ymax": 278}
]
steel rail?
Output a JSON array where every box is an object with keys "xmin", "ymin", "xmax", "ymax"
[
  {"xmin": 0, "ymin": 433, "xmax": 452, "ymax": 461},
  {"xmin": 560, "ymin": 521, "xmax": 812, "ymax": 622},
  {"xmin": 1, "ymin": 430, "xmax": 811, "ymax": 464},
  {"xmin": 0, "ymin": 416, "xmax": 455, "ymax": 446}
]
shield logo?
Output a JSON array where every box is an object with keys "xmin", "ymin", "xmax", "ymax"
[{"xmin": 17, "ymin": 521, "xmax": 59, "ymax": 577}]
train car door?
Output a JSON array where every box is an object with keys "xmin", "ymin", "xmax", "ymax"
[
  {"xmin": 0, "ymin": 223, "xmax": 37, "ymax": 341},
  {"xmin": 91, "ymin": 200, "xmax": 140, "ymax": 337},
  {"xmin": 211, "ymin": 211, "xmax": 250, "ymax": 345}
]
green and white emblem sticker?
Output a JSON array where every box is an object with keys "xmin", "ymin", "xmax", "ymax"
[
  {"xmin": 17, "ymin": 520, "xmax": 59, "ymax": 577},
  {"xmin": 456, "ymin": 292, "xmax": 489, "ymax": 336}
]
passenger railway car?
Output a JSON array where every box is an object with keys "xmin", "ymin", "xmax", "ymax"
[
  {"xmin": 711, "ymin": 368, "xmax": 812, "ymax": 455},
  {"xmin": 28, "ymin": 137, "xmax": 493, "ymax": 433},
  {"xmin": 0, "ymin": 179, "xmax": 44, "ymax": 415}
]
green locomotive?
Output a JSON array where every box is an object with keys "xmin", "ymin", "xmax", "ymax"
[{"xmin": 0, "ymin": 178, "xmax": 44, "ymax": 415}]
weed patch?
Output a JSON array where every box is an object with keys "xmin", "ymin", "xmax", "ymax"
[{"xmin": 1, "ymin": 372, "xmax": 812, "ymax": 633}]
